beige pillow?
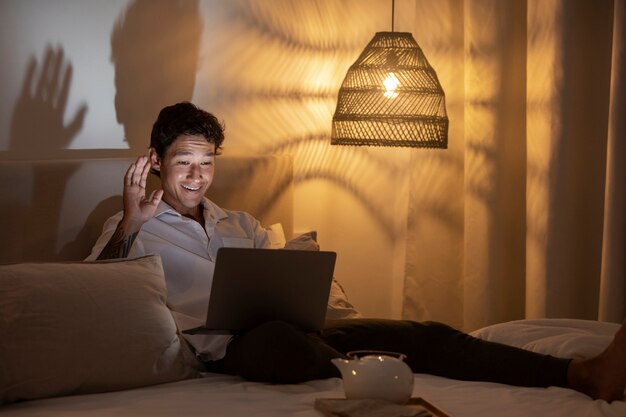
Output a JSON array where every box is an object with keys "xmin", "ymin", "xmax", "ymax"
[
  {"xmin": 285, "ymin": 232, "xmax": 362, "ymax": 320},
  {"xmin": 0, "ymin": 255, "xmax": 201, "ymax": 404}
]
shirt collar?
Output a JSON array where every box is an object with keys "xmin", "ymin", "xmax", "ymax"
[{"xmin": 154, "ymin": 197, "xmax": 229, "ymax": 224}]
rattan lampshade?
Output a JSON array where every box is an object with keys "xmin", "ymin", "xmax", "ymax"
[{"xmin": 331, "ymin": 31, "xmax": 448, "ymax": 148}]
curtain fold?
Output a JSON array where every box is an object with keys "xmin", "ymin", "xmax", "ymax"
[
  {"xmin": 599, "ymin": 0, "xmax": 626, "ymax": 323},
  {"xmin": 404, "ymin": 0, "xmax": 625, "ymax": 331}
]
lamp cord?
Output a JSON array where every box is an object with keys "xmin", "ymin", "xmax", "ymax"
[{"xmin": 391, "ymin": 0, "xmax": 395, "ymax": 32}]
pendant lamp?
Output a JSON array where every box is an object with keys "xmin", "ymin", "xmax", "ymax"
[{"xmin": 331, "ymin": 1, "xmax": 448, "ymax": 148}]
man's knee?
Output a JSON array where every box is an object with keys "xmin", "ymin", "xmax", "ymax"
[{"xmin": 224, "ymin": 320, "xmax": 337, "ymax": 383}]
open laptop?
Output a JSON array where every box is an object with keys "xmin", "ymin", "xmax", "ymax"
[{"xmin": 183, "ymin": 247, "xmax": 337, "ymax": 335}]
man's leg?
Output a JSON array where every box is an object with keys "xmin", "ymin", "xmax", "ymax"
[
  {"xmin": 222, "ymin": 320, "xmax": 343, "ymax": 383},
  {"xmin": 321, "ymin": 318, "xmax": 570, "ymax": 388},
  {"xmin": 221, "ymin": 318, "xmax": 568, "ymax": 387},
  {"xmin": 221, "ymin": 317, "xmax": 626, "ymax": 402}
]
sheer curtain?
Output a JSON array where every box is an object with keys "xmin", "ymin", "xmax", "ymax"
[{"xmin": 403, "ymin": 0, "xmax": 625, "ymax": 332}]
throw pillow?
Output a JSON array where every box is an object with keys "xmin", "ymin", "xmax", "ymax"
[{"xmin": 0, "ymin": 255, "xmax": 201, "ymax": 404}]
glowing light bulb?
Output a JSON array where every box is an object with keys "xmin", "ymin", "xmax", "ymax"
[{"xmin": 383, "ymin": 72, "xmax": 399, "ymax": 98}]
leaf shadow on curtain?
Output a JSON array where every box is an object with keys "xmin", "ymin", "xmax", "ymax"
[{"xmin": 404, "ymin": 0, "xmax": 623, "ymax": 331}]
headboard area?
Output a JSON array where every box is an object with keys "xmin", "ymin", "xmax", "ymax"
[{"xmin": 0, "ymin": 155, "xmax": 293, "ymax": 264}]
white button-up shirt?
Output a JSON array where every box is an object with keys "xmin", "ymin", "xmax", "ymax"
[{"xmin": 86, "ymin": 198, "xmax": 273, "ymax": 361}]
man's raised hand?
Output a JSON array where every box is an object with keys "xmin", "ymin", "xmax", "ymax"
[{"xmin": 122, "ymin": 156, "xmax": 163, "ymax": 230}]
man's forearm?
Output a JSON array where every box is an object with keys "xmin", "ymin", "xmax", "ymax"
[{"xmin": 96, "ymin": 221, "xmax": 140, "ymax": 260}]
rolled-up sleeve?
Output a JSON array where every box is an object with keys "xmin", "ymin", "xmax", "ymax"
[{"xmin": 84, "ymin": 211, "xmax": 147, "ymax": 261}]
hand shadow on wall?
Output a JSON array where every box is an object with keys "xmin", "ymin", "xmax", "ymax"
[
  {"xmin": 3, "ymin": 45, "xmax": 88, "ymax": 262},
  {"xmin": 2, "ymin": 0, "xmax": 204, "ymax": 262},
  {"xmin": 10, "ymin": 45, "xmax": 88, "ymax": 157},
  {"xmin": 111, "ymin": 0, "xmax": 202, "ymax": 152}
]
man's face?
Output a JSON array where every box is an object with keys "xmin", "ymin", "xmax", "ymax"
[{"xmin": 149, "ymin": 134, "xmax": 215, "ymax": 218}]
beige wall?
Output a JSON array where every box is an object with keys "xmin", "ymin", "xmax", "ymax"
[{"xmin": 0, "ymin": 0, "xmax": 434, "ymax": 319}]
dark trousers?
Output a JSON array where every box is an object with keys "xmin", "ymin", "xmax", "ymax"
[{"xmin": 215, "ymin": 319, "xmax": 570, "ymax": 387}]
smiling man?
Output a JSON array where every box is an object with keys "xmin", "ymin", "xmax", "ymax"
[
  {"xmin": 88, "ymin": 102, "xmax": 273, "ymax": 361},
  {"xmin": 88, "ymin": 102, "xmax": 626, "ymax": 403}
]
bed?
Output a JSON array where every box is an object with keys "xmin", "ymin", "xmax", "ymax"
[{"xmin": 1, "ymin": 155, "xmax": 625, "ymax": 417}]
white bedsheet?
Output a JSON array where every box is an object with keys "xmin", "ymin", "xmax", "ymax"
[
  {"xmin": 4, "ymin": 373, "xmax": 626, "ymax": 417},
  {"xmin": 3, "ymin": 319, "xmax": 626, "ymax": 417}
]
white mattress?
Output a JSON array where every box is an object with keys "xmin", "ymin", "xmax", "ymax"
[{"xmin": 3, "ymin": 319, "xmax": 626, "ymax": 417}]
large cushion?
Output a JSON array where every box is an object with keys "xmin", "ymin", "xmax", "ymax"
[{"xmin": 0, "ymin": 255, "xmax": 201, "ymax": 404}]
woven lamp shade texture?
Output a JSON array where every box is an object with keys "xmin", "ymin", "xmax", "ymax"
[{"xmin": 331, "ymin": 32, "xmax": 448, "ymax": 148}]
